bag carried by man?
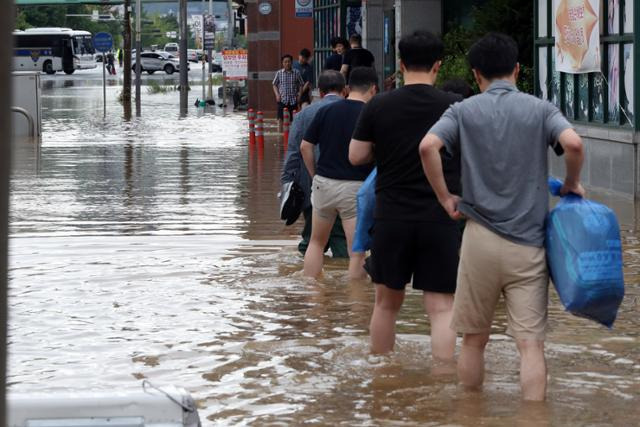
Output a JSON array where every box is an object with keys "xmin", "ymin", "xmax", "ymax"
[
  {"xmin": 352, "ymin": 168, "xmax": 377, "ymax": 253},
  {"xmin": 546, "ymin": 178, "xmax": 625, "ymax": 327}
]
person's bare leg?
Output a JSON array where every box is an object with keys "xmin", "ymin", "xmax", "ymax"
[
  {"xmin": 341, "ymin": 217, "xmax": 367, "ymax": 280},
  {"xmin": 303, "ymin": 214, "xmax": 334, "ymax": 278},
  {"xmin": 370, "ymin": 285, "xmax": 405, "ymax": 353},
  {"xmin": 423, "ymin": 291, "xmax": 456, "ymax": 361},
  {"xmin": 516, "ymin": 339, "xmax": 547, "ymax": 401},
  {"xmin": 458, "ymin": 333, "xmax": 490, "ymax": 389}
]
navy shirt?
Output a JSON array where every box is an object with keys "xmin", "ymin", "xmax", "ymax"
[
  {"xmin": 304, "ymin": 99, "xmax": 374, "ymax": 181},
  {"xmin": 324, "ymin": 53, "xmax": 343, "ymax": 71}
]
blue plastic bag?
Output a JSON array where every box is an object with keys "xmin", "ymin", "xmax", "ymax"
[
  {"xmin": 546, "ymin": 178, "xmax": 625, "ymax": 328},
  {"xmin": 352, "ymin": 168, "xmax": 377, "ymax": 253}
]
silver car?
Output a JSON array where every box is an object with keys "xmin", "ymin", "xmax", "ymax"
[{"xmin": 131, "ymin": 51, "xmax": 187, "ymax": 75}]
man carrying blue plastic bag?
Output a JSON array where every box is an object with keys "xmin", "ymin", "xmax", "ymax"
[{"xmin": 419, "ymin": 33, "xmax": 585, "ymax": 401}]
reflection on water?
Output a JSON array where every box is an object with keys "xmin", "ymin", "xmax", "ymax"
[{"xmin": 8, "ymin": 80, "xmax": 640, "ymax": 425}]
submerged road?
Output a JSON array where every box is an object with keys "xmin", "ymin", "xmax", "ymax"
[{"xmin": 7, "ymin": 72, "xmax": 640, "ymax": 425}]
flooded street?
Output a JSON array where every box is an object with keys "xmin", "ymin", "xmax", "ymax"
[{"xmin": 7, "ymin": 71, "xmax": 640, "ymax": 425}]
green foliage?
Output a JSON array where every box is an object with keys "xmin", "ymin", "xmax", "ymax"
[
  {"xmin": 437, "ymin": 0, "xmax": 534, "ymax": 94},
  {"xmin": 147, "ymin": 80, "xmax": 171, "ymax": 94}
]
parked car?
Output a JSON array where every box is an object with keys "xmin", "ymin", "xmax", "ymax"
[
  {"xmin": 187, "ymin": 49, "xmax": 205, "ymax": 63},
  {"xmin": 131, "ymin": 51, "xmax": 188, "ymax": 75},
  {"xmin": 164, "ymin": 43, "xmax": 179, "ymax": 54}
]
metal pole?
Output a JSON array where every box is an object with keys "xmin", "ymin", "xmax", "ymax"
[
  {"xmin": 207, "ymin": 0, "xmax": 213, "ymax": 100},
  {"xmin": 1, "ymin": 3, "xmax": 13, "ymax": 425},
  {"xmin": 135, "ymin": 0, "xmax": 142, "ymax": 116},
  {"xmin": 201, "ymin": 0, "xmax": 206, "ymax": 100},
  {"xmin": 102, "ymin": 54, "xmax": 107, "ymax": 118},
  {"xmin": 179, "ymin": 0, "xmax": 188, "ymax": 116},
  {"xmin": 123, "ymin": 0, "xmax": 132, "ymax": 120},
  {"xmin": 222, "ymin": 70, "xmax": 227, "ymax": 114},
  {"xmin": 227, "ymin": 0, "xmax": 234, "ymax": 47}
]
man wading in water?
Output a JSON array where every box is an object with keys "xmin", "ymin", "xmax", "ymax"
[
  {"xmin": 420, "ymin": 33, "xmax": 584, "ymax": 400},
  {"xmin": 349, "ymin": 31, "xmax": 463, "ymax": 361}
]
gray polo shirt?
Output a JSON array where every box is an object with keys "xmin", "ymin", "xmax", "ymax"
[{"xmin": 429, "ymin": 80, "xmax": 572, "ymax": 247}]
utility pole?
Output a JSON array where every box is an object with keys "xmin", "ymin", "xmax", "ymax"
[
  {"xmin": 227, "ymin": 0, "xmax": 234, "ymax": 47},
  {"xmin": 135, "ymin": 0, "xmax": 142, "ymax": 116},
  {"xmin": 179, "ymin": 0, "xmax": 188, "ymax": 116},
  {"xmin": 207, "ymin": 0, "xmax": 213, "ymax": 101},
  {"xmin": 123, "ymin": 0, "xmax": 132, "ymax": 120},
  {"xmin": 0, "ymin": 3, "xmax": 13, "ymax": 426}
]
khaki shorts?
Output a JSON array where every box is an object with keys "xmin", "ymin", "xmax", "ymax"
[
  {"xmin": 311, "ymin": 175, "xmax": 362, "ymax": 221},
  {"xmin": 452, "ymin": 220, "xmax": 549, "ymax": 340}
]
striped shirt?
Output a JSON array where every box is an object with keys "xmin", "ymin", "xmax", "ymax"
[{"xmin": 273, "ymin": 68, "xmax": 304, "ymax": 105}]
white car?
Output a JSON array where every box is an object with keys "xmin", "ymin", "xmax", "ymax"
[{"xmin": 131, "ymin": 51, "xmax": 188, "ymax": 75}]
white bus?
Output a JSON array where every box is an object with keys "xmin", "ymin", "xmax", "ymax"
[{"xmin": 13, "ymin": 27, "xmax": 97, "ymax": 75}]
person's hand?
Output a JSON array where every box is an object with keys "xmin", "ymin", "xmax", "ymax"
[
  {"xmin": 560, "ymin": 180, "xmax": 585, "ymax": 197},
  {"xmin": 275, "ymin": 94, "xmax": 281, "ymax": 103},
  {"xmin": 441, "ymin": 195, "xmax": 463, "ymax": 220}
]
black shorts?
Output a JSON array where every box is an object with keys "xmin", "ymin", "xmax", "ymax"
[
  {"xmin": 365, "ymin": 219, "xmax": 461, "ymax": 293},
  {"xmin": 277, "ymin": 102, "xmax": 297, "ymax": 120}
]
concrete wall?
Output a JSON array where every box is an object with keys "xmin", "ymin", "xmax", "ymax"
[{"xmin": 549, "ymin": 125, "xmax": 639, "ymax": 198}]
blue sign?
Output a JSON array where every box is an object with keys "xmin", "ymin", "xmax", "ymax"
[
  {"xmin": 93, "ymin": 32, "xmax": 113, "ymax": 53},
  {"xmin": 295, "ymin": 0, "xmax": 313, "ymax": 17}
]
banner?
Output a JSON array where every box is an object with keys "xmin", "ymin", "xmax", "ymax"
[
  {"xmin": 222, "ymin": 49, "xmax": 248, "ymax": 80},
  {"xmin": 191, "ymin": 15, "xmax": 203, "ymax": 49},
  {"xmin": 295, "ymin": 0, "xmax": 313, "ymax": 18},
  {"xmin": 204, "ymin": 14, "xmax": 215, "ymax": 51},
  {"xmin": 554, "ymin": 0, "xmax": 600, "ymax": 74}
]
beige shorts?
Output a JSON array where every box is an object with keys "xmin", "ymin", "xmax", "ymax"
[
  {"xmin": 452, "ymin": 220, "xmax": 549, "ymax": 340},
  {"xmin": 311, "ymin": 175, "xmax": 362, "ymax": 221}
]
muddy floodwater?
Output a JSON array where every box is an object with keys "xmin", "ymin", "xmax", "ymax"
[{"xmin": 7, "ymin": 72, "xmax": 640, "ymax": 425}]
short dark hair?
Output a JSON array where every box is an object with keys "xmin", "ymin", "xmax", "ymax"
[
  {"xmin": 330, "ymin": 36, "xmax": 347, "ymax": 49},
  {"xmin": 398, "ymin": 31, "xmax": 443, "ymax": 72},
  {"xmin": 441, "ymin": 78, "xmax": 474, "ymax": 98},
  {"xmin": 281, "ymin": 54, "xmax": 293, "ymax": 62},
  {"xmin": 348, "ymin": 67, "xmax": 378, "ymax": 93},
  {"xmin": 468, "ymin": 33, "xmax": 518, "ymax": 80},
  {"xmin": 318, "ymin": 70, "xmax": 345, "ymax": 94},
  {"xmin": 300, "ymin": 48, "xmax": 311, "ymax": 58},
  {"xmin": 349, "ymin": 34, "xmax": 362, "ymax": 45}
]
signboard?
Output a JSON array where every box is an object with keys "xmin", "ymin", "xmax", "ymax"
[
  {"xmin": 222, "ymin": 49, "xmax": 248, "ymax": 80},
  {"xmin": 295, "ymin": 0, "xmax": 313, "ymax": 17},
  {"xmin": 93, "ymin": 32, "xmax": 113, "ymax": 53},
  {"xmin": 192, "ymin": 15, "xmax": 203, "ymax": 49},
  {"xmin": 554, "ymin": 0, "xmax": 600, "ymax": 74},
  {"xmin": 203, "ymin": 14, "xmax": 215, "ymax": 51},
  {"xmin": 258, "ymin": 2, "xmax": 272, "ymax": 15}
]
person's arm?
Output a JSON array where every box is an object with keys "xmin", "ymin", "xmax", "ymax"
[
  {"xmin": 272, "ymin": 72, "xmax": 281, "ymax": 103},
  {"xmin": 281, "ymin": 118, "xmax": 304, "ymax": 184},
  {"xmin": 340, "ymin": 64, "xmax": 349, "ymax": 78},
  {"xmin": 557, "ymin": 128, "xmax": 585, "ymax": 196},
  {"xmin": 419, "ymin": 134, "xmax": 462, "ymax": 220},
  {"xmin": 349, "ymin": 139, "xmax": 374, "ymax": 166},
  {"xmin": 301, "ymin": 140, "xmax": 316, "ymax": 178}
]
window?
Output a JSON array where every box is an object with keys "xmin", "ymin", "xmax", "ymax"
[{"xmin": 535, "ymin": 0, "xmax": 635, "ymax": 127}]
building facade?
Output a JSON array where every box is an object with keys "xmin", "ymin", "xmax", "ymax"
[
  {"xmin": 246, "ymin": 0, "xmax": 314, "ymax": 117},
  {"xmin": 536, "ymin": 0, "xmax": 639, "ymax": 198}
]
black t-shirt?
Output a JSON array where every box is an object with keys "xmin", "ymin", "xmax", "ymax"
[
  {"xmin": 324, "ymin": 53, "xmax": 343, "ymax": 71},
  {"xmin": 304, "ymin": 99, "xmax": 374, "ymax": 181},
  {"xmin": 342, "ymin": 48, "xmax": 375, "ymax": 80},
  {"xmin": 352, "ymin": 84, "xmax": 462, "ymax": 222}
]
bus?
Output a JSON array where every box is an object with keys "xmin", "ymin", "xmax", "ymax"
[{"xmin": 13, "ymin": 27, "xmax": 97, "ymax": 75}]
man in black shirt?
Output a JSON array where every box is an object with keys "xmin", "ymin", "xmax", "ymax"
[
  {"xmin": 341, "ymin": 34, "xmax": 375, "ymax": 83},
  {"xmin": 301, "ymin": 67, "xmax": 378, "ymax": 280},
  {"xmin": 349, "ymin": 32, "xmax": 462, "ymax": 359},
  {"xmin": 325, "ymin": 37, "xmax": 348, "ymax": 72}
]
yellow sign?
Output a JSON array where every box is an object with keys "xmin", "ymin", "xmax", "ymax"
[{"xmin": 554, "ymin": 0, "xmax": 600, "ymax": 73}]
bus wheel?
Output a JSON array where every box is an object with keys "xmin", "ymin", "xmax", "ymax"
[
  {"xmin": 43, "ymin": 61, "xmax": 55, "ymax": 75},
  {"xmin": 64, "ymin": 68, "xmax": 75, "ymax": 75}
]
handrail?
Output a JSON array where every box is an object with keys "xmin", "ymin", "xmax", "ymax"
[{"xmin": 11, "ymin": 106, "xmax": 36, "ymax": 138}]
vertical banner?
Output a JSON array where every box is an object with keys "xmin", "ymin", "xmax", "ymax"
[
  {"xmin": 192, "ymin": 15, "xmax": 203, "ymax": 50},
  {"xmin": 204, "ymin": 14, "xmax": 215, "ymax": 51},
  {"xmin": 554, "ymin": 0, "xmax": 601, "ymax": 73},
  {"xmin": 295, "ymin": 0, "xmax": 313, "ymax": 18}
]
